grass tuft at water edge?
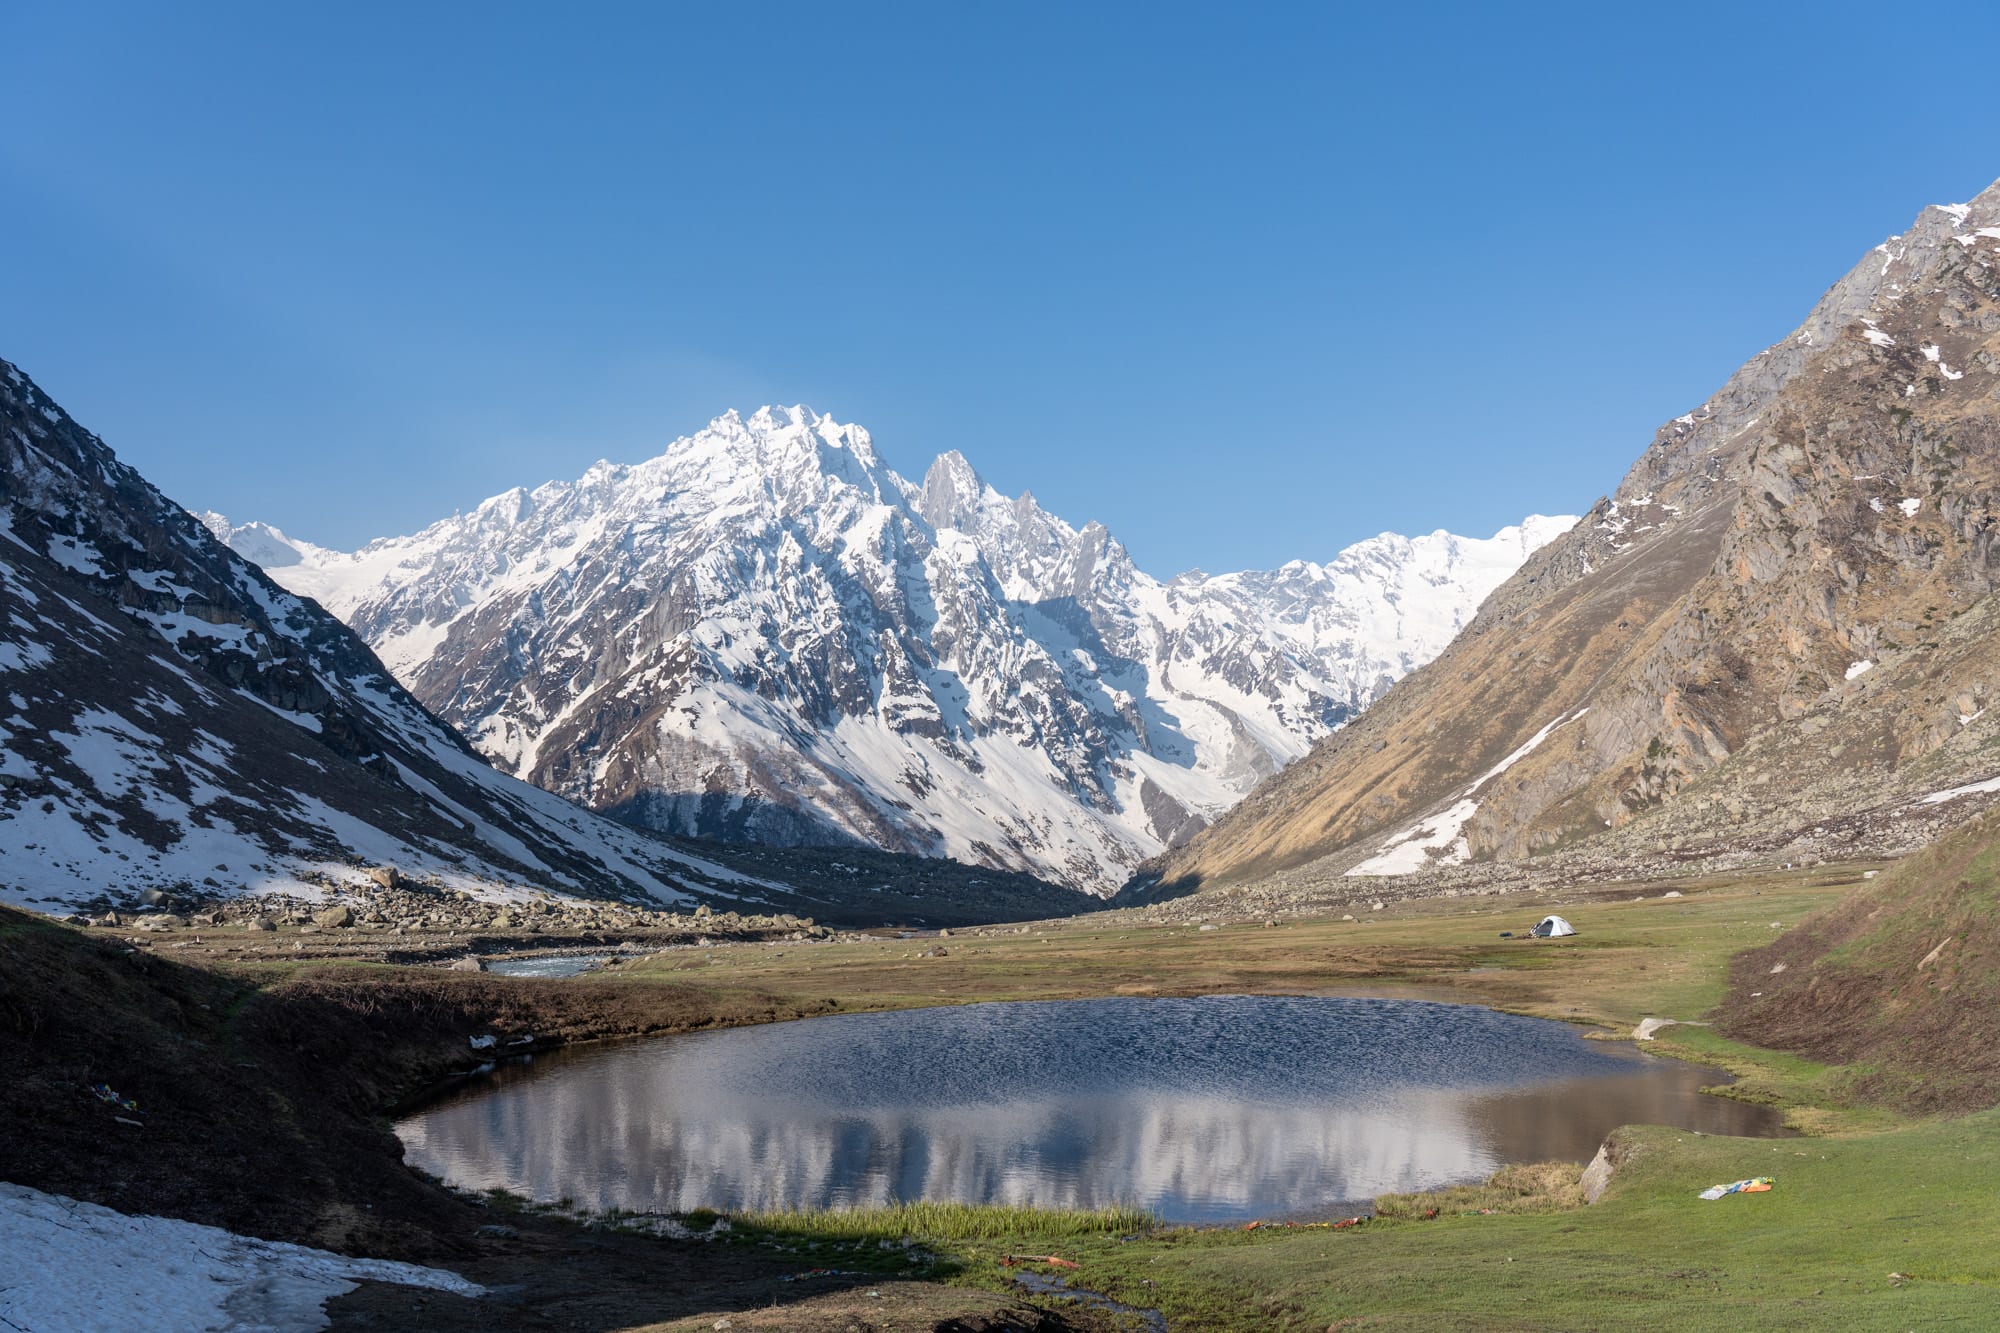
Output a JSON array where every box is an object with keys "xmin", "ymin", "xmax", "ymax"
[{"xmin": 730, "ymin": 1200, "xmax": 1157, "ymax": 1242}]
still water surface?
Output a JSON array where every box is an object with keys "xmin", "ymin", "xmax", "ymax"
[{"xmin": 397, "ymin": 995, "xmax": 1785, "ymax": 1223}]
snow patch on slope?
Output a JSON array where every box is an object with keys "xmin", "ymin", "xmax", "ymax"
[
  {"xmin": 0, "ymin": 1182, "xmax": 482, "ymax": 1333},
  {"xmin": 1346, "ymin": 709, "xmax": 1589, "ymax": 877}
]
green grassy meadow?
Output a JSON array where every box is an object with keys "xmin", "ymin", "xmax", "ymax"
[
  {"xmin": 54, "ymin": 860, "xmax": 1987, "ymax": 1329},
  {"xmin": 601, "ymin": 863, "xmax": 2000, "ymax": 1329}
]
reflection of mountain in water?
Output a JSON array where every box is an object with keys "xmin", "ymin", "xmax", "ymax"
[{"xmin": 396, "ymin": 997, "xmax": 1786, "ymax": 1223}]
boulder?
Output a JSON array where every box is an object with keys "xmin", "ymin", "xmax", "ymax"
[
  {"xmin": 314, "ymin": 904, "xmax": 355, "ymax": 930},
  {"xmin": 1580, "ymin": 1141, "xmax": 1616, "ymax": 1204},
  {"xmin": 448, "ymin": 956, "xmax": 485, "ymax": 972},
  {"xmin": 247, "ymin": 917, "xmax": 276, "ymax": 932}
]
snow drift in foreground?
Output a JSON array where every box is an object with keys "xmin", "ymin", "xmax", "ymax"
[{"xmin": 0, "ymin": 1182, "xmax": 481, "ymax": 1333}]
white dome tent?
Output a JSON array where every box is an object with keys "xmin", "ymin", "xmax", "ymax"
[{"xmin": 1532, "ymin": 915, "xmax": 1577, "ymax": 938}]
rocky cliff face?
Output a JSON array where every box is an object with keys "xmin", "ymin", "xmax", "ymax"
[
  {"xmin": 212, "ymin": 416, "xmax": 1567, "ymax": 893},
  {"xmin": 1142, "ymin": 179, "xmax": 2000, "ymax": 896},
  {"xmin": 0, "ymin": 358, "xmax": 1087, "ymax": 919}
]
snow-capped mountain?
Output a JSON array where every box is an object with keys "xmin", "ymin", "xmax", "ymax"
[
  {"xmin": 213, "ymin": 409, "xmax": 1569, "ymax": 892},
  {"xmin": 0, "ymin": 355, "xmax": 1090, "ymax": 920}
]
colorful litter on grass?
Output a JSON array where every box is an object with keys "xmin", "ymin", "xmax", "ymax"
[
  {"xmin": 88, "ymin": 1084, "xmax": 140, "ymax": 1114},
  {"xmin": 1239, "ymin": 1215, "xmax": 1369, "ymax": 1232},
  {"xmin": 1699, "ymin": 1177, "xmax": 1774, "ymax": 1200}
]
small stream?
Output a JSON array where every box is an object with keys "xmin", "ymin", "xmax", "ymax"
[{"xmin": 1013, "ymin": 1269, "xmax": 1168, "ymax": 1331}]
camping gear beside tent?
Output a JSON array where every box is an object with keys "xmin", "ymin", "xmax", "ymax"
[{"xmin": 1532, "ymin": 915, "xmax": 1576, "ymax": 937}]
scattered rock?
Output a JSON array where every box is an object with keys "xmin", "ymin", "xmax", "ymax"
[
  {"xmin": 474, "ymin": 1223, "xmax": 519, "ymax": 1240},
  {"xmin": 313, "ymin": 904, "xmax": 355, "ymax": 930},
  {"xmin": 1580, "ymin": 1141, "xmax": 1615, "ymax": 1204}
]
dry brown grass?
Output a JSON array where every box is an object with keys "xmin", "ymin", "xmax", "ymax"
[{"xmin": 1373, "ymin": 1160, "xmax": 1586, "ymax": 1218}]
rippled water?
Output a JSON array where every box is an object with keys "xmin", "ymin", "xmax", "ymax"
[
  {"xmin": 397, "ymin": 995, "xmax": 1786, "ymax": 1223},
  {"xmin": 484, "ymin": 954, "xmax": 611, "ymax": 979}
]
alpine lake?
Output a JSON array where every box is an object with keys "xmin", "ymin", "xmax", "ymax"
[{"xmin": 396, "ymin": 993, "xmax": 1785, "ymax": 1225}]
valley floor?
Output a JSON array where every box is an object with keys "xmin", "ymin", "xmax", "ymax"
[{"xmin": 8, "ymin": 861, "xmax": 1995, "ymax": 1330}]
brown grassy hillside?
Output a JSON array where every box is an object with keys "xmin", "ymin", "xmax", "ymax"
[
  {"xmin": 0, "ymin": 906, "xmax": 833, "ymax": 1257},
  {"xmin": 1717, "ymin": 807, "xmax": 2000, "ymax": 1114}
]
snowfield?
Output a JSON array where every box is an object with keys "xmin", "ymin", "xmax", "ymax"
[
  {"xmin": 1346, "ymin": 709, "xmax": 1589, "ymax": 877},
  {"xmin": 0, "ymin": 1182, "xmax": 482, "ymax": 1333}
]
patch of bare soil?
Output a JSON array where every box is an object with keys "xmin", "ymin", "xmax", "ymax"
[{"xmin": 325, "ymin": 1213, "xmax": 1101, "ymax": 1332}]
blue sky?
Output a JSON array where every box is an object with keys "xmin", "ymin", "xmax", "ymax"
[{"xmin": 5, "ymin": 3, "xmax": 1998, "ymax": 576}]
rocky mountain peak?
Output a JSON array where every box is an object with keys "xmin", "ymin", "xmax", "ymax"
[
  {"xmin": 4, "ymin": 356, "xmax": 899, "ymax": 915},
  {"xmin": 916, "ymin": 449, "xmax": 989, "ymax": 531},
  {"xmin": 223, "ymin": 409, "xmax": 1569, "ymax": 891}
]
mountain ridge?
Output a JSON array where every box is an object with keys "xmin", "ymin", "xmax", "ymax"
[
  {"xmin": 211, "ymin": 415, "xmax": 1570, "ymax": 892},
  {"xmin": 0, "ymin": 358, "xmax": 1090, "ymax": 922}
]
